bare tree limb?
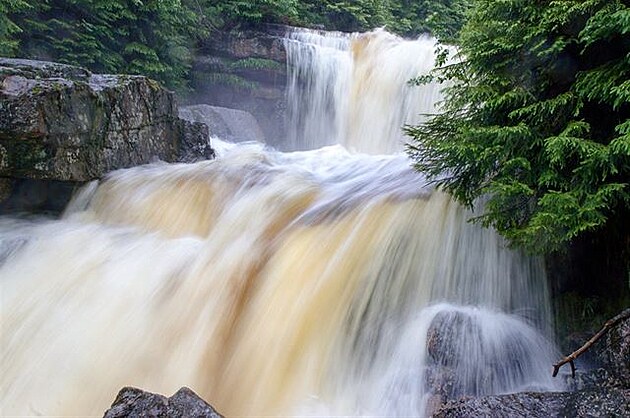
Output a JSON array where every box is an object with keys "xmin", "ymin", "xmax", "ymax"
[{"xmin": 553, "ymin": 308, "xmax": 630, "ymax": 378}]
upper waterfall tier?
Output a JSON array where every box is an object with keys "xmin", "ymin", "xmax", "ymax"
[{"xmin": 284, "ymin": 28, "xmax": 443, "ymax": 154}]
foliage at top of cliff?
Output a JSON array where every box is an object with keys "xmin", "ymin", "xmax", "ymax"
[
  {"xmin": 2, "ymin": 0, "xmax": 203, "ymax": 89},
  {"xmin": 1, "ymin": 0, "xmax": 469, "ymax": 89},
  {"xmin": 407, "ymin": 0, "xmax": 630, "ymax": 255},
  {"xmin": 199, "ymin": 0, "xmax": 470, "ymax": 38}
]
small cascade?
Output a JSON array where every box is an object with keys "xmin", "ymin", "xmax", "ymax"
[
  {"xmin": 0, "ymin": 26, "xmax": 563, "ymax": 418},
  {"xmin": 285, "ymin": 28, "xmax": 442, "ymax": 154}
]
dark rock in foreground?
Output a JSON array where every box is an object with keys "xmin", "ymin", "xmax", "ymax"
[
  {"xmin": 0, "ymin": 58, "xmax": 213, "ymax": 182},
  {"xmin": 103, "ymin": 387, "xmax": 223, "ymax": 418},
  {"xmin": 431, "ymin": 312, "xmax": 630, "ymax": 417},
  {"xmin": 561, "ymin": 310, "xmax": 630, "ymax": 392},
  {"xmin": 432, "ymin": 388, "xmax": 630, "ymax": 418}
]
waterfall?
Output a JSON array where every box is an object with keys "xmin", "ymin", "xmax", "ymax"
[
  {"xmin": 0, "ymin": 28, "xmax": 563, "ymax": 417},
  {"xmin": 285, "ymin": 28, "xmax": 442, "ymax": 154}
]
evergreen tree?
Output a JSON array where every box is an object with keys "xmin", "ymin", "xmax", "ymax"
[
  {"xmin": 407, "ymin": 0, "xmax": 630, "ymax": 255},
  {"xmin": 198, "ymin": 0, "xmax": 300, "ymax": 30},
  {"xmin": 0, "ymin": 0, "xmax": 30, "ymax": 56},
  {"xmin": 7, "ymin": 0, "xmax": 200, "ymax": 89}
]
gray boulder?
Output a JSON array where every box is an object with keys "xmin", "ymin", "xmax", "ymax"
[
  {"xmin": 179, "ymin": 104, "xmax": 265, "ymax": 143},
  {"xmin": 431, "ymin": 389, "xmax": 630, "ymax": 418},
  {"xmin": 0, "ymin": 58, "xmax": 213, "ymax": 182},
  {"xmin": 103, "ymin": 387, "xmax": 223, "ymax": 418},
  {"xmin": 431, "ymin": 310, "xmax": 630, "ymax": 417}
]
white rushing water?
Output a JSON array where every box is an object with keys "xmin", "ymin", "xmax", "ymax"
[
  {"xmin": 285, "ymin": 28, "xmax": 442, "ymax": 154},
  {"xmin": 0, "ymin": 28, "xmax": 563, "ymax": 417}
]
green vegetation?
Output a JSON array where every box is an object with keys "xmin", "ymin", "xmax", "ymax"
[
  {"xmin": 407, "ymin": 0, "xmax": 630, "ymax": 259},
  {"xmin": 1, "ymin": 0, "xmax": 469, "ymax": 89},
  {"xmin": 197, "ymin": 0, "xmax": 300, "ymax": 30},
  {"xmin": 296, "ymin": 0, "xmax": 470, "ymax": 38},
  {"xmin": 0, "ymin": 0, "xmax": 30, "ymax": 56},
  {"xmin": 4, "ymin": 0, "xmax": 201, "ymax": 89}
]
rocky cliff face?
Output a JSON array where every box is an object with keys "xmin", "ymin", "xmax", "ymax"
[
  {"xmin": 0, "ymin": 58, "xmax": 212, "ymax": 182},
  {"xmin": 0, "ymin": 58, "xmax": 214, "ymax": 213},
  {"xmin": 185, "ymin": 27, "xmax": 287, "ymax": 146}
]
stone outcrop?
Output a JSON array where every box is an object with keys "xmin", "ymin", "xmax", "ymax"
[
  {"xmin": 432, "ymin": 389, "xmax": 630, "ymax": 418},
  {"xmin": 186, "ymin": 27, "xmax": 287, "ymax": 145},
  {"xmin": 600, "ymin": 309, "xmax": 630, "ymax": 388},
  {"xmin": 0, "ymin": 58, "xmax": 214, "ymax": 213},
  {"xmin": 430, "ymin": 311, "xmax": 630, "ymax": 417},
  {"xmin": 179, "ymin": 104, "xmax": 265, "ymax": 143},
  {"xmin": 0, "ymin": 58, "xmax": 213, "ymax": 182},
  {"xmin": 104, "ymin": 387, "xmax": 223, "ymax": 418}
]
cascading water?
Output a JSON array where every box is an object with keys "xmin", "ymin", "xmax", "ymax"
[
  {"xmin": 0, "ymin": 28, "xmax": 563, "ymax": 417},
  {"xmin": 285, "ymin": 28, "xmax": 442, "ymax": 154}
]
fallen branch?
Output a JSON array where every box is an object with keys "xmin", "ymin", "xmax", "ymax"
[{"xmin": 552, "ymin": 307, "xmax": 630, "ymax": 378}]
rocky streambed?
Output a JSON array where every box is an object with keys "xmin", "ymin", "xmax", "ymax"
[{"xmin": 101, "ymin": 313, "xmax": 629, "ymax": 417}]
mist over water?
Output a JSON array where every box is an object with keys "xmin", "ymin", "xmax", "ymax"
[{"xmin": 1, "ymin": 28, "xmax": 563, "ymax": 417}]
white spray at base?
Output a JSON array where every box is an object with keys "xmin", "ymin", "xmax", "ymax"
[{"xmin": 0, "ymin": 28, "xmax": 563, "ymax": 417}]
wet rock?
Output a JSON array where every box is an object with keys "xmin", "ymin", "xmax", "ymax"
[
  {"xmin": 179, "ymin": 104, "xmax": 265, "ymax": 143},
  {"xmin": 187, "ymin": 28, "xmax": 287, "ymax": 146},
  {"xmin": 0, "ymin": 58, "xmax": 92, "ymax": 80},
  {"xmin": 601, "ymin": 311, "xmax": 630, "ymax": 388},
  {"xmin": 424, "ymin": 366, "xmax": 457, "ymax": 402},
  {"xmin": 429, "ymin": 309, "xmax": 630, "ymax": 417},
  {"xmin": 0, "ymin": 177, "xmax": 77, "ymax": 214},
  {"xmin": 426, "ymin": 310, "xmax": 476, "ymax": 368},
  {"xmin": 0, "ymin": 58, "xmax": 214, "ymax": 214},
  {"xmin": 563, "ymin": 367, "xmax": 616, "ymax": 392},
  {"xmin": 0, "ymin": 57, "xmax": 212, "ymax": 183},
  {"xmin": 424, "ymin": 311, "xmax": 503, "ymax": 400},
  {"xmin": 177, "ymin": 117, "xmax": 215, "ymax": 162},
  {"xmin": 103, "ymin": 387, "xmax": 223, "ymax": 418},
  {"xmin": 431, "ymin": 388, "xmax": 630, "ymax": 418},
  {"xmin": 559, "ymin": 309, "xmax": 630, "ymax": 390}
]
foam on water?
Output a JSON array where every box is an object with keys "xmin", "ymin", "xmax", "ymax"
[{"xmin": 0, "ymin": 28, "xmax": 563, "ymax": 417}]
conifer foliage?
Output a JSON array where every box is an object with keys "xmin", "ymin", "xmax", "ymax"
[
  {"xmin": 407, "ymin": 0, "xmax": 630, "ymax": 254},
  {"xmin": 2, "ymin": 0, "xmax": 469, "ymax": 88},
  {"xmin": 0, "ymin": 0, "xmax": 30, "ymax": 56},
  {"xmin": 4, "ymin": 0, "xmax": 200, "ymax": 89}
]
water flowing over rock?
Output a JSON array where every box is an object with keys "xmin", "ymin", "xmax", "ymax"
[
  {"xmin": 429, "ymin": 312, "xmax": 630, "ymax": 416},
  {"xmin": 104, "ymin": 387, "xmax": 223, "ymax": 418},
  {"xmin": 424, "ymin": 308, "xmax": 559, "ymax": 402},
  {"xmin": 284, "ymin": 28, "xmax": 444, "ymax": 153},
  {"xmin": 1, "ymin": 29, "xmax": 566, "ymax": 417}
]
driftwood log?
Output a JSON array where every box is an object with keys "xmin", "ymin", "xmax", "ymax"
[{"xmin": 552, "ymin": 308, "xmax": 630, "ymax": 378}]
